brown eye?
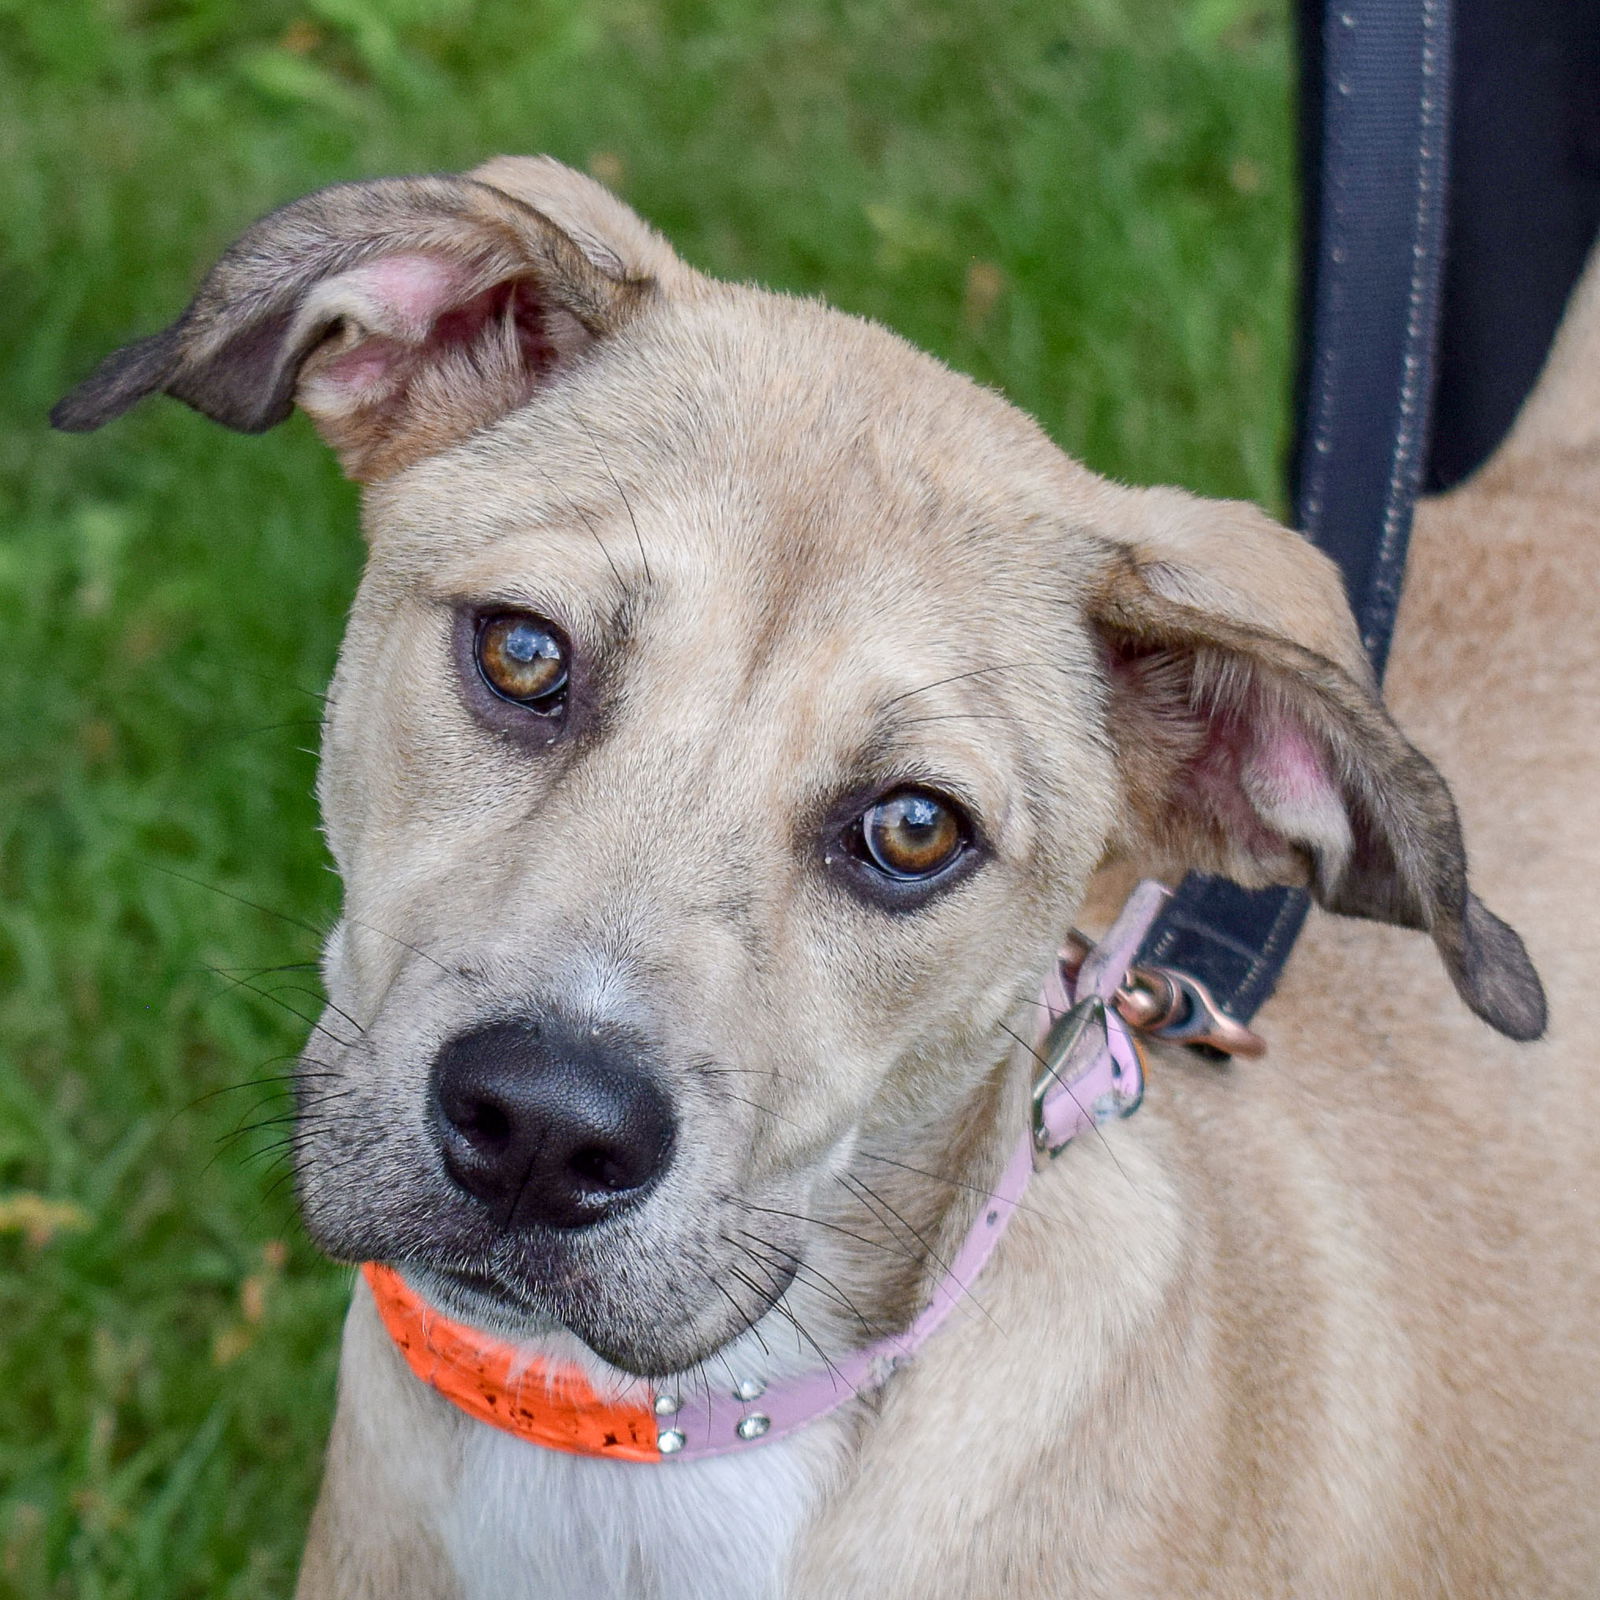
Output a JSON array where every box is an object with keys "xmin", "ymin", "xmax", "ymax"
[
  {"xmin": 859, "ymin": 789, "xmax": 968, "ymax": 880},
  {"xmin": 475, "ymin": 612, "xmax": 570, "ymax": 708}
]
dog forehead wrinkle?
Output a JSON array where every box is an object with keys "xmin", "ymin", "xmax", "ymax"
[
  {"xmin": 601, "ymin": 610, "xmax": 1021, "ymax": 864},
  {"xmin": 366, "ymin": 271, "xmax": 1098, "ymax": 565},
  {"xmin": 376, "ymin": 493, "xmax": 648, "ymax": 603}
]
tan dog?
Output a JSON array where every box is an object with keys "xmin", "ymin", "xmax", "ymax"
[{"xmin": 55, "ymin": 159, "xmax": 1595, "ymax": 1599}]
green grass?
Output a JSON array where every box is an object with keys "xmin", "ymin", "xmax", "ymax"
[{"xmin": 0, "ymin": 2, "xmax": 1295, "ymax": 1592}]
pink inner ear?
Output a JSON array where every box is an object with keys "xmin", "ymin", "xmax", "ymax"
[
  {"xmin": 1246, "ymin": 715, "xmax": 1340, "ymax": 810},
  {"xmin": 1177, "ymin": 657, "xmax": 1348, "ymax": 856},
  {"xmin": 308, "ymin": 256, "xmax": 557, "ymax": 413},
  {"xmin": 321, "ymin": 345, "xmax": 400, "ymax": 396},
  {"xmin": 1105, "ymin": 638, "xmax": 1354, "ymax": 875},
  {"xmin": 1235, "ymin": 702, "xmax": 1354, "ymax": 872},
  {"xmin": 303, "ymin": 253, "xmax": 476, "ymax": 403},
  {"xmin": 294, "ymin": 244, "xmax": 579, "ymax": 478},
  {"xmin": 354, "ymin": 254, "xmax": 470, "ymax": 338}
]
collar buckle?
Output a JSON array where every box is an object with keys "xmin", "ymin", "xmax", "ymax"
[{"xmin": 1030, "ymin": 995, "xmax": 1109, "ymax": 1166}]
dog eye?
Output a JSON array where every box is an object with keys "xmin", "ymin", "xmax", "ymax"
[
  {"xmin": 475, "ymin": 612, "xmax": 570, "ymax": 708},
  {"xmin": 857, "ymin": 789, "xmax": 969, "ymax": 880}
]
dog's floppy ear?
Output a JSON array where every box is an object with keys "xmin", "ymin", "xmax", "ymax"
[
  {"xmin": 1090, "ymin": 486, "xmax": 1546, "ymax": 1041},
  {"xmin": 50, "ymin": 167, "xmax": 659, "ymax": 481},
  {"xmin": 467, "ymin": 156, "xmax": 684, "ymax": 284}
]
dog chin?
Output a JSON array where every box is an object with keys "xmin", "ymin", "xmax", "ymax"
[
  {"xmin": 403, "ymin": 1263, "xmax": 568, "ymax": 1341},
  {"xmin": 395, "ymin": 1261, "xmax": 758, "ymax": 1383}
]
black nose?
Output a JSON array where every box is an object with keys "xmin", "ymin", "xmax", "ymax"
[{"xmin": 431, "ymin": 1018, "xmax": 675, "ymax": 1229}]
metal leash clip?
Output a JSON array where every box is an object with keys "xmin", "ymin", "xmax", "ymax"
[{"xmin": 1062, "ymin": 933, "xmax": 1267, "ymax": 1060}]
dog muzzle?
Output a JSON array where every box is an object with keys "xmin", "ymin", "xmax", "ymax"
[{"xmin": 362, "ymin": 882, "xmax": 1170, "ymax": 1463}]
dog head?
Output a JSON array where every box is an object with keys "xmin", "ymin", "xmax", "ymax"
[{"xmin": 56, "ymin": 158, "xmax": 1544, "ymax": 1377}]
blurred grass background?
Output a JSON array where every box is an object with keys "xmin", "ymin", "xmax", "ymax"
[{"xmin": 0, "ymin": 0, "xmax": 1295, "ymax": 1593}]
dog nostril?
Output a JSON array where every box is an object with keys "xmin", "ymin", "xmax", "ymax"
[
  {"xmin": 570, "ymin": 1144, "xmax": 638, "ymax": 1192},
  {"xmin": 431, "ymin": 1018, "xmax": 676, "ymax": 1230},
  {"xmin": 451, "ymin": 1098, "xmax": 512, "ymax": 1152}
]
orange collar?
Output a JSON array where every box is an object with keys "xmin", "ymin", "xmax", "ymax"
[{"xmin": 363, "ymin": 1262, "xmax": 661, "ymax": 1462}]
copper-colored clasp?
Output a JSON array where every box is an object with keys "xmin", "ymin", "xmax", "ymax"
[
  {"xmin": 1061, "ymin": 930, "xmax": 1266, "ymax": 1059},
  {"xmin": 1119, "ymin": 963, "xmax": 1266, "ymax": 1057}
]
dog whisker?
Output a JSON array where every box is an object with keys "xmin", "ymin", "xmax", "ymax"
[
  {"xmin": 138, "ymin": 855, "xmax": 327, "ymax": 943},
  {"xmin": 856, "ymin": 1149, "xmax": 1058, "ymax": 1221},
  {"xmin": 236, "ymin": 1134, "xmax": 300, "ymax": 1164},
  {"xmin": 175, "ymin": 1056, "xmax": 330, "ymax": 1119},
  {"xmin": 702, "ymin": 1087, "xmax": 801, "ymax": 1128},
  {"xmin": 258, "ymin": 1166, "xmax": 302, "ymax": 1206},
  {"xmin": 197, "ymin": 966, "xmax": 346, "ymax": 1045},
  {"xmin": 226, "ymin": 663, "xmax": 332, "ymax": 705},
  {"xmin": 241, "ymin": 980, "xmax": 366, "ymax": 1040},
  {"xmin": 703, "ymin": 1270, "xmax": 771, "ymax": 1359},
  {"xmin": 996, "ymin": 1018, "xmax": 1131, "ymax": 1186},
  {"xmin": 220, "ymin": 977, "xmax": 362, "ymax": 1051},
  {"xmin": 734, "ymin": 1197, "xmax": 919, "ymax": 1264},
  {"xmin": 220, "ymin": 1111, "xmax": 356, "ymax": 1166},
  {"xmin": 219, "ymin": 1092, "xmax": 360, "ymax": 1147},
  {"xmin": 297, "ymin": 992, "xmax": 367, "ymax": 1038},
  {"xmin": 198, "ymin": 716, "xmax": 331, "ymax": 752},
  {"xmin": 878, "ymin": 658, "xmax": 1062, "ymax": 710},
  {"xmin": 728, "ymin": 1257, "xmax": 853, "ymax": 1394},
  {"xmin": 578, "ymin": 417, "xmax": 651, "ymax": 586},
  {"xmin": 730, "ymin": 1229, "xmax": 887, "ymax": 1339},
  {"xmin": 342, "ymin": 917, "xmax": 457, "ymax": 978},
  {"xmin": 694, "ymin": 1358, "xmax": 717, "ymax": 1440},
  {"xmin": 528, "ymin": 461, "xmax": 629, "ymax": 600},
  {"xmin": 157, "ymin": 859, "xmax": 458, "ymax": 987},
  {"xmin": 837, "ymin": 1172, "xmax": 1004, "ymax": 1336},
  {"xmin": 689, "ymin": 1060, "xmax": 791, "ymax": 1085},
  {"xmin": 196, "ymin": 958, "xmax": 322, "ymax": 985}
]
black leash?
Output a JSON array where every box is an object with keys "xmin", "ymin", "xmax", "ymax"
[{"xmin": 1133, "ymin": 0, "xmax": 1454, "ymax": 1031}]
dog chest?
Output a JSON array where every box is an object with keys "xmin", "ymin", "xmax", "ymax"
[{"xmin": 439, "ymin": 1416, "xmax": 840, "ymax": 1600}]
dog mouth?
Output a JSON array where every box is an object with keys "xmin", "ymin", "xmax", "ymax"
[
  {"xmin": 398, "ymin": 1261, "xmax": 567, "ymax": 1341},
  {"xmin": 294, "ymin": 1020, "xmax": 814, "ymax": 1373},
  {"xmin": 388, "ymin": 1248, "xmax": 799, "ymax": 1379}
]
